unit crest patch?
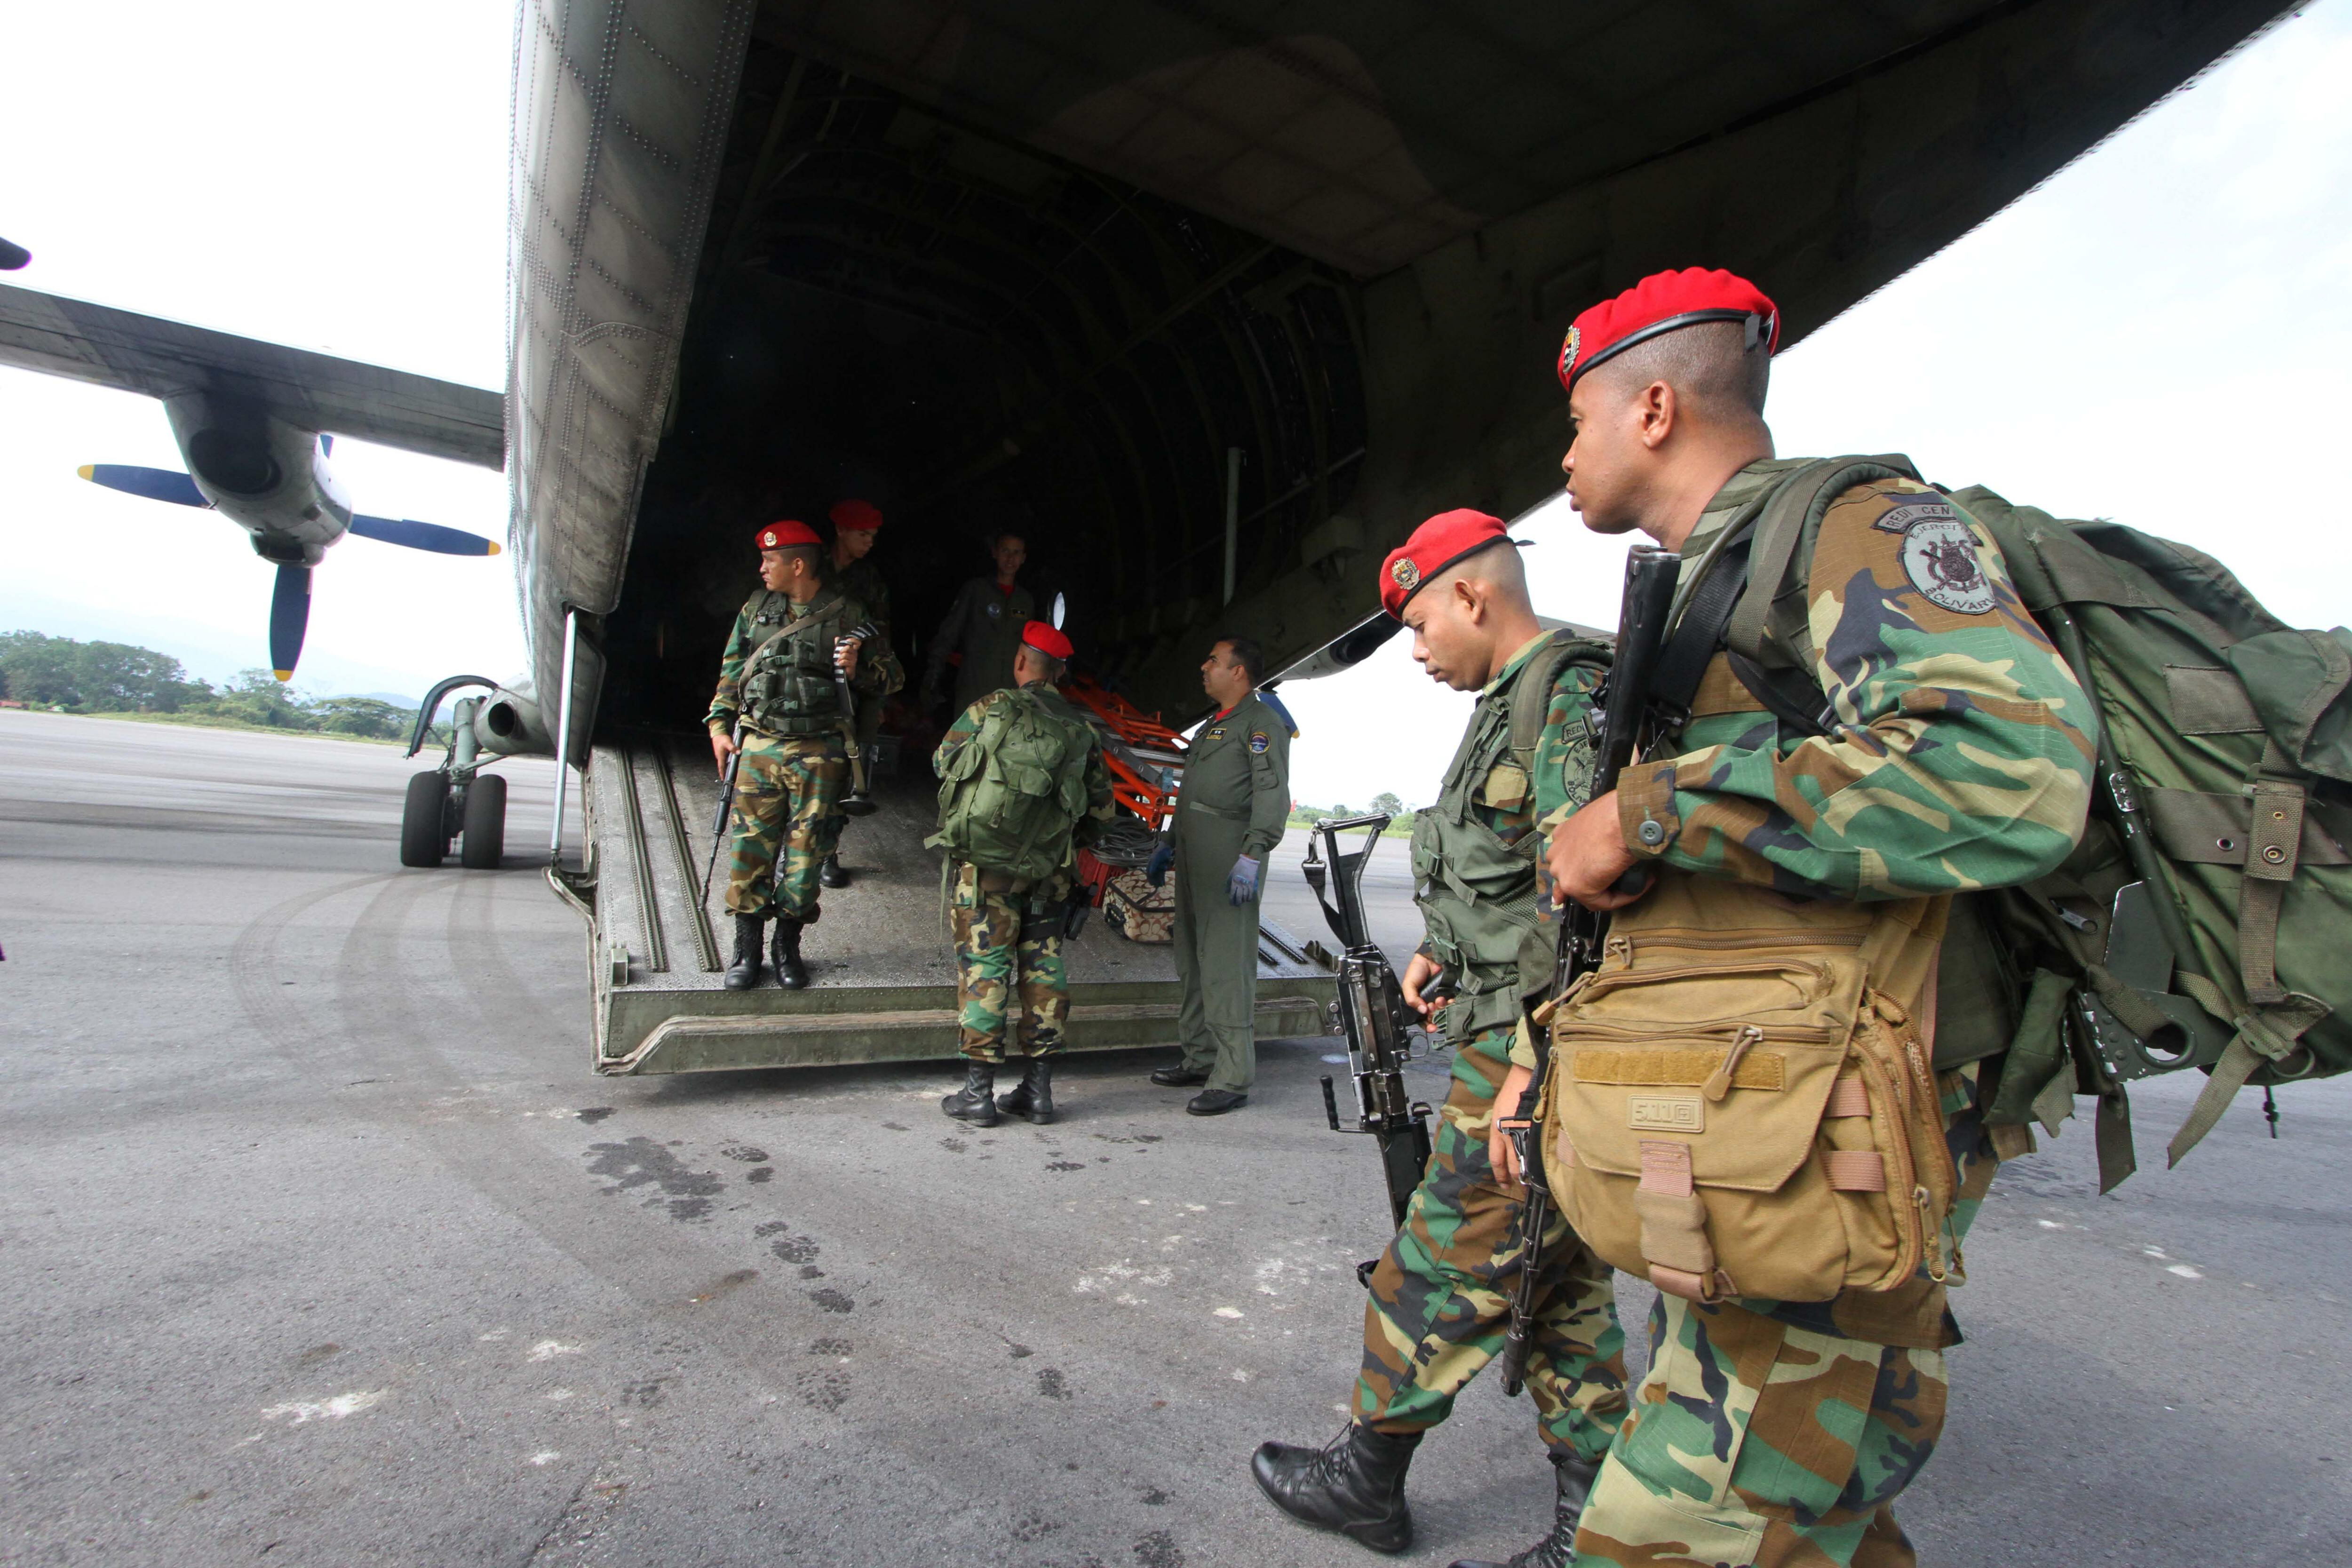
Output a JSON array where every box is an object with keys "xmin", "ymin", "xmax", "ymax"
[
  {"xmin": 1390, "ymin": 557, "xmax": 1421, "ymax": 592},
  {"xmin": 984, "ymin": 601, "xmax": 1001, "ymax": 618},
  {"xmin": 1248, "ymin": 730, "xmax": 1270, "ymax": 754},
  {"xmin": 1877, "ymin": 500, "xmax": 1996, "ymax": 614}
]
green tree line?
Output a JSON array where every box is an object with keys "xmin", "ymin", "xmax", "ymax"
[{"xmin": 0, "ymin": 630, "xmax": 427, "ymax": 741}]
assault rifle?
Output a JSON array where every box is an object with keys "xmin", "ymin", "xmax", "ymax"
[
  {"xmin": 701, "ymin": 720, "xmax": 745, "ymax": 902},
  {"xmin": 1498, "ymin": 545, "xmax": 1680, "ymax": 1396},
  {"xmin": 1305, "ymin": 813, "xmax": 1440, "ymax": 1282},
  {"xmin": 835, "ymin": 626, "xmax": 880, "ymax": 819}
]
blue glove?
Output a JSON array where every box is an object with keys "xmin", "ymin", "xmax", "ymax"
[
  {"xmin": 1226, "ymin": 854, "xmax": 1262, "ymax": 906},
  {"xmin": 1145, "ymin": 840, "xmax": 1175, "ymax": 887}
]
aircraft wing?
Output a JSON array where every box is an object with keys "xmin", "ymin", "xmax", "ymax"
[{"xmin": 0, "ymin": 281, "xmax": 504, "ymax": 470}]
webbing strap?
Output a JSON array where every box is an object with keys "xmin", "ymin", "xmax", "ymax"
[
  {"xmin": 1652, "ymin": 528, "xmax": 1755, "ymax": 721},
  {"xmin": 1823, "ymin": 1077, "xmax": 1871, "ymax": 1118},
  {"xmin": 1725, "ymin": 457, "xmax": 1919, "ymax": 669},
  {"xmin": 2239, "ymin": 773, "xmax": 2306, "ymax": 1006},
  {"xmin": 2165, "ymin": 976, "xmax": 2329, "ymax": 1166},
  {"xmin": 1823, "ymin": 1149, "xmax": 1886, "ymax": 1191}
]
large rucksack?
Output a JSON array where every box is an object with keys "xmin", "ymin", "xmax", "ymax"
[
  {"xmin": 928, "ymin": 687, "xmax": 1099, "ymax": 883},
  {"xmin": 1669, "ymin": 457, "xmax": 2352, "ymax": 1188}
]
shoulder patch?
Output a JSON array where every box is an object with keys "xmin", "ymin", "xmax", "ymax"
[
  {"xmin": 1890, "ymin": 506, "xmax": 1997, "ymax": 614},
  {"xmin": 1248, "ymin": 730, "xmax": 1270, "ymax": 754}
]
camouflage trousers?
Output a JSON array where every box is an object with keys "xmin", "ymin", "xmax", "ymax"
[
  {"xmin": 1355, "ymin": 1035, "xmax": 1629, "ymax": 1462},
  {"xmin": 1570, "ymin": 1064, "xmax": 2000, "ymax": 1568},
  {"xmin": 723, "ymin": 732, "xmax": 846, "ymax": 921},
  {"xmin": 948, "ymin": 860, "xmax": 1072, "ymax": 1062}
]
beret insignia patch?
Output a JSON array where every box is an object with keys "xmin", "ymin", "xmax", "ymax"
[
  {"xmin": 759, "ymin": 529, "xmax": 778, "ymax": 548},
  {"xmin": 1249, "ymin": 731, "xmax": 1270, "ymax": 754},
  {"xmin": 1897, "ymin": 511, "xmax": 1997, "ymax": 615},
  {"xmin": 1390, "ymin": 557, "xmax": 1421, "ymax": 591},
  {"xmin": 1559, "ymin": 325, "xmax": 1581, "ymax": 381}
]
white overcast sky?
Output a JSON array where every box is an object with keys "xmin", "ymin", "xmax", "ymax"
[{"xmin": 2, "ymin": 4, "xmax": 2348, "ymax": 797}]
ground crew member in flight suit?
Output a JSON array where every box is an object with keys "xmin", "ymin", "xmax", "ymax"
[
  {"xmin": 1143, "ymin": 636, "xmax": 1290, "ymax": 1115},
  {"xmin": 818, "ymin": 498, "xmax": 900, "ymax": 889},
  {"xmin": 931, "ymin": 621, "xmax": 1115, "ymax": 1128},
  {"xmin": 1250, "ymin": 511, "xmax": 1628, "ymax": 1557},
  {"xmin": 708, "ymin": 519, "xmax": 901, "ymax": 990},
  {"xmin": 922, "ymin": 531, "xmax": 1033, "ymax": 717},
  {"xmin": 1482, "ymin": 268, "xmax": 2092, "ymax": 1568}
]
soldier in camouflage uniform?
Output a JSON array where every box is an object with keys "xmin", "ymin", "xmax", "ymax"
[
  {"xmin": 1486, "ymin": 268, "xmax": 2091, "ymax": 1568},
  {"xmin": 707, "ymin": 519, "xmax": 901, "ymax": 991},
  {"xmin": 1252, "ymin": 510, "xmax": 1628, "ymax": 1557},
  {"xmin": 818, "ymin": 498, "xmax": 902, "ymax": 890},
  {"xmin": 930, "ymin": 621, "xmax": 1114, "ymax": 1128}
]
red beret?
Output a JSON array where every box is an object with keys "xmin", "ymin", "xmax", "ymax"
[
  {"xmin": 754, "ymin": 519, "xmax": 821, "ymax": 551},
  {"xmin": 830, "ymin": 499, "xmax": 883, "ymax": 533},
  {"xmin": 1021, "ymin": 621, "xmax": 1073, "ymax": 661},
  {"xmin": 1557, "ymin": 267, "xmax": 1779, "ymax": 393},
  {"xmin": 1379, "ymin": 509, "xmax": 1515, "ymax": 620}
]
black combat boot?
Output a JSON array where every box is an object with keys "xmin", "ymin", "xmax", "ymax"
[
  {"xmin": 995, "ymin": 1056, "xmax": 1055, "ymax": 1125},
  {"xmin": 1251, "ymin": 1425, "xmax": 1421, "ymax": 1553},
  {"xmin": 941, "ymin": 1060, "xmax": 1000, "ymax": 1126},
  {"xmin": 1446, "ymin": 1451, "xmax": 1601, "ymax": 1568},
  {"xmin": 723, "ymin": 915, "xmax": 764, "ymax": 990},
  {"xmin": 818, "ymin": 853, "xmax": 850, "ymax": 888},
  {"xmin": 770, "ymin": 917, "xmax": 810, "ymax": 989}
]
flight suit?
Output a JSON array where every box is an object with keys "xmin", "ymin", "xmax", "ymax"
[
  {"xmin": 1355, "ymin": 630, "xmax": 1629, "ymax": 1465},
  {"xmin": 924, "ymin": 576, "xmax": 1034, "ymax": 716},
  {"xmin": 1169, "ymin": 691, "xmax": 1291, "ymax": 1093},
  {"xmin": 933, "ymin": 684, "xmax": 1116, "ymax": 1060},
  {"xmin": 706, "ymin": 585, "xmax": 899, "ymax": 921},
  {"xmin": 1539, "ymin": 462, "xmax": 2094, "ymax": 1568}
]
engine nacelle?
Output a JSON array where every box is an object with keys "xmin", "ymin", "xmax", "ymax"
[
  {"xmin": 471, "ymin": 685, "xmax": 554, "ymax": 757},
  {"xmin": 161, "ymin": 393, "xmax": 351, "ymax": 565}
]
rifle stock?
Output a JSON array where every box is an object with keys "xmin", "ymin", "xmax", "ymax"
[{"xmin": 1498, "ymin": 545, "xmax": 1680, "ymax": 1395}]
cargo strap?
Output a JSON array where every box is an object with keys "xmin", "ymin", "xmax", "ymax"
[
  {"xmin": 1633, "ymin": 1140, "xmax": 1730, "ymax": 1303},
  {"xmin": 2166, "ymin": 971, "xmax": 2329, "ymax": 1167}
]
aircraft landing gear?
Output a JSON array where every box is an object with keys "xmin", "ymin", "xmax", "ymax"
[{"xmin": 399, "ymin": 675, "xmax": 510, "ymax": 869}]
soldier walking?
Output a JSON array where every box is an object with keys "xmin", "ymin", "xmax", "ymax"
[
  {"xmin": 707, "ymin": 520, "xmax": 900, "ymax": 991},
  {"xmin": 922, "ymin": 530, "xmax": 1034, "ymax": 717},
  {"xmin": 1251, "ymin": 513, "xmax": 1627, "ymax": 1556},
  {"xmin": 1486, "ymin": 269, "xmax": 2091, "ymax": 1567},
  {"xmin": 818, "ymin": 498, "xmax": 900, "ymax": 889},
  {"xmin": 1144, "ymin": 636, "xmax": 1291, "ymax": 1115},
  {"xmin": 930, "ymin": 621, "xmax": 1114, "ymax": 1127}
]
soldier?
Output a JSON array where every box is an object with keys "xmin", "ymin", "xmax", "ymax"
[
  {"xmin": 818, "ymin": 498, "xmax": 900, "ymax": 889},
  {"xmin": 1143, "ymin": 636, "xmax": 1291, "ymax": 1115},
  {"xmin": 1481, "ymin": 268, "xmax": 2091, "ymax": 1567},
  {"xmin": 1250, "ymin": 513, "xmax": 1628, "ymax": 1557},
  {"xmin": 930, "ymin": 621, "xmax": 1115, "ymax": 1128},
  {"xmin": 707, "ymin": 519, "xmax": 902, "ymax": 991},
  {"xmin": 922, "ymin": 530, "xmax": 1034, "ymax": 717}
]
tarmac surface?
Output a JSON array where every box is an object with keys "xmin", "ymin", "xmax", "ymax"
[{"xmin": 3, "ymin": 707, "xmax": 2348, "ymax": 1567}]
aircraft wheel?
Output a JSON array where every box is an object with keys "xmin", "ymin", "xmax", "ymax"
[
  {"xmin": 401, "ymin": 772, "xmax": 451, "ymax": 867},
  {"xmin": 460, "ymin": 772, "xmax": 507, "ymax": 869}
]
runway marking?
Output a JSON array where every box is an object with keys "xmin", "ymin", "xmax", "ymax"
[
  {"xmin": 527, "ymin": 1340, "xmax": 582, "ymax": 1361},
  {"xmin": 261, "ymin": 1390, "xmax": 387, "ymax": 1424}
]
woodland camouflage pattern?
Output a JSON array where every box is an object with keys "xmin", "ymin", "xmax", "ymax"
[
  {"xmin": 704, "ymin": 585, "xmax": 901, "ymax": 736},
  {"xmin": 1357, "ymin": 1036, "xmax": 1627, "ymax": 1461},
  {"xmin": 1569, "ymin": 1065, "xmax": 2001, "ymax": 1568},
  {"xmin": 948, "ymin": 860, "xmax": 1076, "ymax": 1061},
  {"xmin": 1359, "ymin": 643, "xmax": 1625, "ymax": 1457},
  {"xmin": 722, "ymin": 734, "xmax": 844, "ymax": 920},
  {"xmin": 1610, "ymin": 466, "xmax": 2096, "ymax": 902},
  {"xmin": 936, "ymin": 684, "xmax": 1114, "ymax": 1061}
]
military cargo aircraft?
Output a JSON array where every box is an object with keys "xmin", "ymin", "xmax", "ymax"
[{"xmin": 0, "ymin": 0, "xmax": 2297, "ymax": 1075}]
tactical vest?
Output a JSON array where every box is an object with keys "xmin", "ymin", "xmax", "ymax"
[
  {"xmin": 741, "ymin": 589, "xmax": 853, "ymax": 738},
  {"xmin": 928, "ymin": 685, "xmax": 1098, "ymax": 883},
  {"xmin": 1411, "ymin": 631, "xmax": 1609, "ymax": 1044}
]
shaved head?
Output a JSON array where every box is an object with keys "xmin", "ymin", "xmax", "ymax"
[
  {"xmin": 1586, "ymin": 318, "xmax": 1770, "ymax": 430},
  {"xmin": 1403, "ymin": 539, "xmax": 1542, "ymax": 691},
  {"xmin": 1426, "ymin": 537, "xmax": 1531, "ymax": 609}
]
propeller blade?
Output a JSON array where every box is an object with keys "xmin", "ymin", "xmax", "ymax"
[
  {"xmin": 348, "ymin": 514, "xmax": 501, "ymax": 557},
  {"xmin": 269, "ymin": 564, "xmax": 311, "ymax": 681},
  {"xmin": 79, "ymin": 464, "xmax": 209, "ymax": 508}
]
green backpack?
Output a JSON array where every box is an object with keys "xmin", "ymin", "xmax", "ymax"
[
  {"xmin": 928, "ymin": 687, "xmax": 1099, "ymax": 883},
  {"xmin": 1688, "ymin": 460, "xmax": 2352, "ymax": 1188}
]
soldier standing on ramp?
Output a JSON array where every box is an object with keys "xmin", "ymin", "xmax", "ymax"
[
  {"xmin": 922, "ymin": 530, "xmax": 1034, "ymax": 717},
  {"xmin": 1143, "ymin": 636, "xmax": 1291, "ymax": 1116},
  {"xmin": 930, "ymin": 621, "xmax": 1114, "ymax": 1128},
  {"xmin": 1492, "ymin": 268, "xmax": 2091, "ymax": 1568},
  {"xmin": 1250, "ymin": 512, "xmax": 1627, "ymax": 1557},
  {"xmin": 818, "ymin": 498, "xmax": 900, "ymax": 889},
  {"xmin": 707, "ymin": 520, "xmax": 900, "ymax": 991}
]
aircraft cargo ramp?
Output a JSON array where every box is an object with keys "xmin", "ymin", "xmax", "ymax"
[{"xmin": 561, "ymin": 736, "xmax": 1338, "ymax": 1075}]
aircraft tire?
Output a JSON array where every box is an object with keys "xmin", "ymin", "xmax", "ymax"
[
  {"xmin": 460, "ymin": 772, "xmax": 507, "ymax": 870},
  {"xmin": 401, "ymin": 771, "xmax": 450, "ymax": 868}
]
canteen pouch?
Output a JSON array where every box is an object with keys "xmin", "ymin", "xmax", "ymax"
[{"xmin": 1541, "ymin": 879, "xmax": 1958, "ymax": 1304}]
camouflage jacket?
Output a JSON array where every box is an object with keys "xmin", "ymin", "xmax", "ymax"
[
  {"xmin": 1612, "ymin": 459, "xmax": 2096, "ymax": 901},
  {"xmin": 934, "ymin": 680, "xmax": 1117, "ymax": 852},
  {"xmin": 829, "ymin": 553, "xmax": 893, "ymax": 639},
  {"xmin": 705, "ymin": 585, "xmax": 902, "ymax": 735}
]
